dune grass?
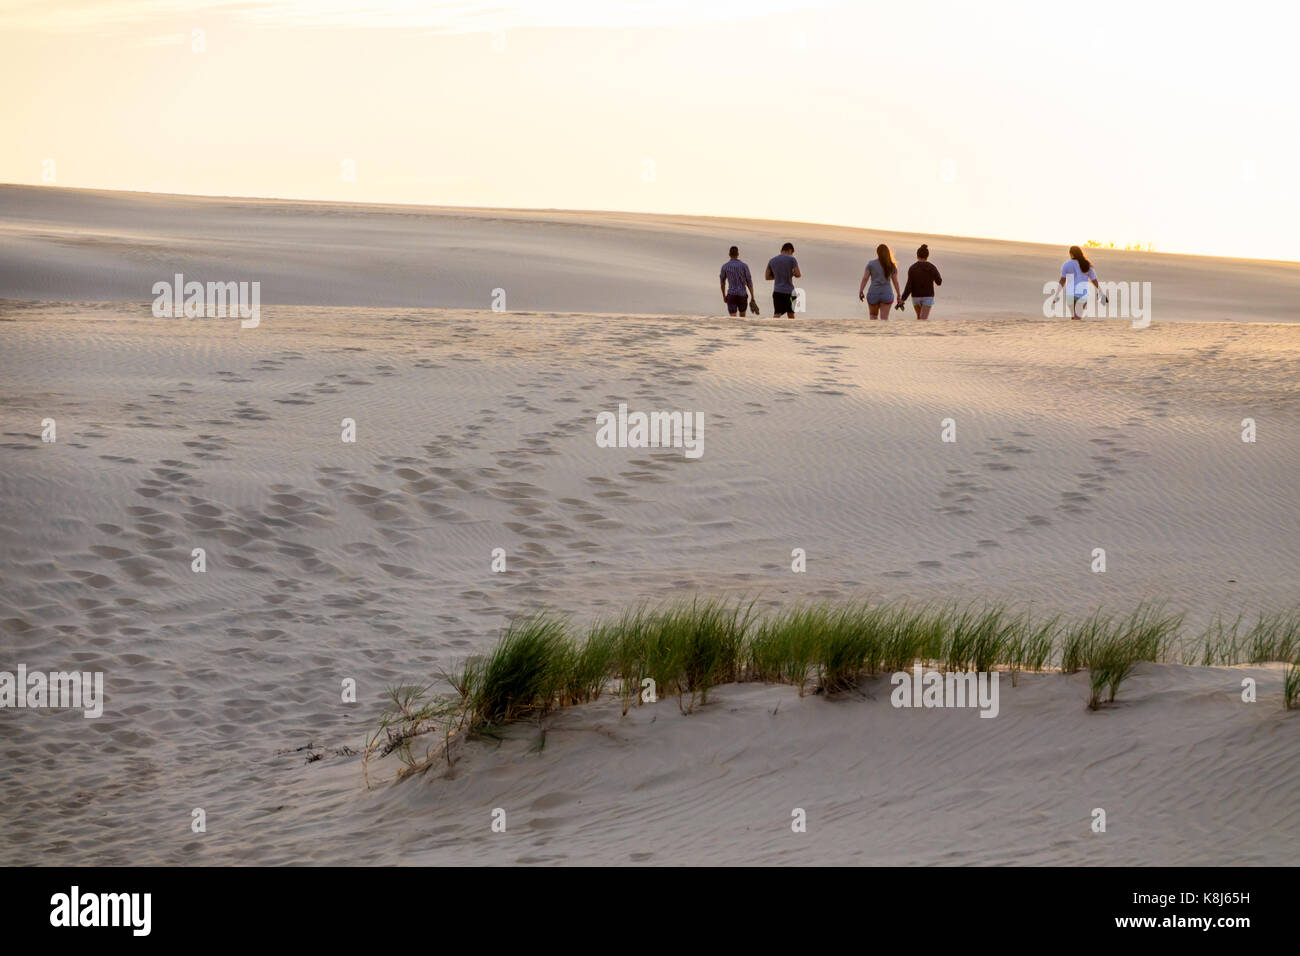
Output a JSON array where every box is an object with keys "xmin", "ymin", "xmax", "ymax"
[
  {"xmin": 1285, "ymin": 659, "xmax": 1300, "ymax": 711},
  {"xmin": 748, "ymin": 604, "xmax": 827, "ymax": 691},
  {"xmin": 1057, "ymin": 606, "xmax": 1182, "ymax": 708},
  {"xmin": 456, "ymin": 614, "xmax": 572, "ymax": 726},
  {"xmin": 366, "ymin": 598, "xmax": 1298, "ymax": 781},
  {"xmin": 597, "ymin": 598, "xmax": 756, "ymax": 714},
  {"xmin": 1007, "ymin": 614, "xmax": 1060, "ymax": 683},
  {"xmin": 1196, "ymin": 610, "xmax": 1300, "ymax": 666}
]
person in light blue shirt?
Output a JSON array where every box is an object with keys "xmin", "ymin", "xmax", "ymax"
[
  {"xmin": 857, "ymin": 243, "xmax": 902, "ymax": 320},
  {"xmin": 1056, "ymin": 245, "xmax": 1102, "ymax": 320}
]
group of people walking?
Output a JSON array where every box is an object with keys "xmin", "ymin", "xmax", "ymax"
[{"xmin": 720, "ymin": 242, "xmax": 1103, "ymax": 321}]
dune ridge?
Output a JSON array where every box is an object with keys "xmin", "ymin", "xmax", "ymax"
[{"xmin": 4, "ymin": 184, "xmax": 1300, "ymax": 321}]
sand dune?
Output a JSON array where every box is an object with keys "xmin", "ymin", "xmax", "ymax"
[
  {"xmin": 1, "ymin": 293, "xmax": 1297, "ymax": 864},
  {"xmin": 4, "ymin": 184, "xmax": 1300, "ymax": 321},
  {"xmin": 2, "ymin": 188, "xmax": 1298, "ymax": 866}
]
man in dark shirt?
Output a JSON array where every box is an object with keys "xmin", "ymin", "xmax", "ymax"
[
  {"xmin": 765, "ymin": 242, "xmax": 802, "ymax": 318},
  {"xmin": 897, "ymin": 243, "xmax": 942, "ymax": 321}
]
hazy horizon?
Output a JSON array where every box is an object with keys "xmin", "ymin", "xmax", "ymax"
[
  {"xmin": 2, "ymin": 0, "xmax": 1296, "ymax": 262},
  {"xmin": 12, "ymin": 181, "xmax": 1300, "ymax": 268}
]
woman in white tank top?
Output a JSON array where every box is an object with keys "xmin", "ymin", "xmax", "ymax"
[{"xmin": 1057, "ymin": 245, "xmax": 1100, "ymax": 320}]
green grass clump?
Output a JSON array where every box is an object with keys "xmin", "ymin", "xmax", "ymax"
[
  {"xmin": 751, "ymin": 601, "xmax": 937, "ymax": 694},
  {"xmin": 1076, "ymin": 606, "xmax": 1180, "ymax": 709},
  {"xmin": 1197, "ymin": 613, "xmax": 1245, "ymax": 666},
  {"xmin": 1285, "ymin": 658, "xmax": 1300, "ymax": 711},
  {"xmin": 558, "ymin": 625, "xmax": 618, "ymax": 707},
  {"xmin": 1194, "ymin": 610, "xmax": 1300, "ymax": 666},
  {"xmin": 676, "ymin": 598, "xmax": 753, "ymax": 705},
  {"xmin": 815, "ymin": 603, "xmax": 886, "ymax": 693},
  {"xmin": 461, "ymin": 614, "xmax": 572, "ymax": 727},
  {"xmin": 1006, "ymin": 614, "xmax": 1060, "ymax": 684},
  {"xmin": 942, "ymin": 604, "xmax": 1018, "ymax": 673},
  {"xmin": 748, "ymin": 605, "xmax": 826, "ymax": 691},
  {"xmin": 365, "ymin": 597, "xmax": 1298, "ymax": 782},
  {"xmin": 1086, "ymin": 643, "xmax": 1139, "ymax": 710},
  {"xmin": 1061, "ymin": 611, "xmax": 1111, "ymax": 674},
  {"xmin": 879, "ymin": 602, "xmax": 945, "ymax": 672},
  {"xmin": 1245, "ymin": 611, "xmax": 1300, "ymax": 664},
  {"xmin": 606, "ymin": 598, "xmax": 754, "ymax": 712},
  {"xmin": 1121, "ymin": 605, "xmax": 1182, "ymax": 662}
]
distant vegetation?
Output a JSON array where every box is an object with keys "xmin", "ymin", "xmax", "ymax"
[
  {"xmin": 365, "ymin": 599, "xmax": 1300, "ymax": 783},
  {"xmin": 1084, "ymin": 239, "xmax": 1157, "ymax": 252}
]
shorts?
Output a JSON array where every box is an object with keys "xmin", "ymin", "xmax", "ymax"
[
  {"xmin": 866, "ymin": 290, "xmax": 894, "ymax": 305},
  {"xmin": 725, "ymin": 293, "xmax": 749, "ymax": 315},
  {"xmin": 773, "ymin": 291, "xmax": 795, "ymax": 315},
  {"xmin": 911, "ymin": 296, "xmax": 935, "ymax": 307}
]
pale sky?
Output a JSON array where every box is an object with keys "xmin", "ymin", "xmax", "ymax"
[{"xmin": 2, "ymin": 0, "xmax": 1296, "ymax": 261}]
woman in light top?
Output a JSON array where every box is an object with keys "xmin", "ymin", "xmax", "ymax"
[
  {"xmin": 858, "ymin": 243, "xmax": 902, "ymax": 320},
  {"xmin": 1057, "ymin": 246, "xmax": 1102, "ymax": 320}
]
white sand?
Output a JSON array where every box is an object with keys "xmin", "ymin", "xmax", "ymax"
[{"xmin": 1, "ymin": 187, "xmax": 1297, "ymax": 865}]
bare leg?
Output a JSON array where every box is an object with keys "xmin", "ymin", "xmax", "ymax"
[
  {"xmin": 868, "ymin": 301, "xmax": 880, "ymax": 319},
  {"xmin": 917, "ymin": 303, "xmax": 932, "ymax": 321}
]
